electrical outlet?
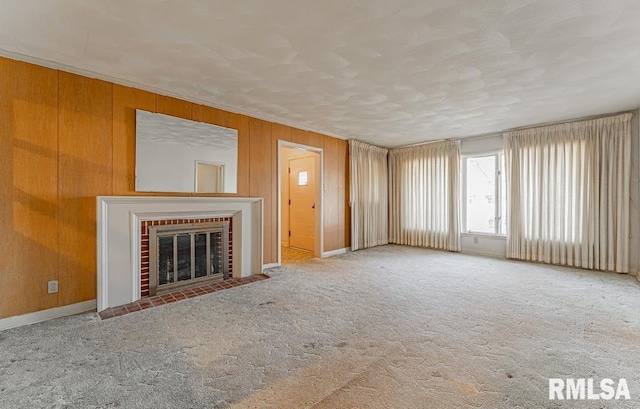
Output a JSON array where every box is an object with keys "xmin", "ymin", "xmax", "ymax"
[
  {"xmin": 48, "ymin": 280, "xmax": 58, "ymax": 294},
  {"xmin": 473, "ymin": 236, "xmax": 479, "ymax": 244}
]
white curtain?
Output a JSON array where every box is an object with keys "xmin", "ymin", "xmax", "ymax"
[
  {"xmin": 389, "ymin": 140, "xmax": 461, "ymax": 251},
  {"xmin": 349, "ymin": 140, "xmax": 389, "ymax": 251},
  {"xmin": 505, "ymin": 113, "xmax": 632, "ymax": 273}
]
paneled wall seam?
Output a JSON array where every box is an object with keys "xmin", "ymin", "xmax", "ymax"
[{"xmin": 56, "ymin": 69, "xmax": 61, "ymax": 309}]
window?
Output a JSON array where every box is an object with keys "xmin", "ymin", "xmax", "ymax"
[
  {"xmin": 298, "ymin": 171, "xmax": 308, "ymax": 186},
  {"xmin": 463, "ymin": 153, "xmax": 505, "ymax": 235}
]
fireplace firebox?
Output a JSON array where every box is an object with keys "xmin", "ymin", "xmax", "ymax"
[{"xmin": 148, "ymin": 221, "xmax": 230, "ymax": 295}]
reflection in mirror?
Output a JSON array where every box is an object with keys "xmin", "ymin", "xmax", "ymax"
[
  {"xmin": 195, "ymin": 161, "xmax": 224, "ymax": 193},
  {"xmin": 135, "ymin": 109, "xmax": 238, "ymax": 193}
]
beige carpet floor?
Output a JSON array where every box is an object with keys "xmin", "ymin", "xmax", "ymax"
[{"xmin": 1, "ymin": 245, "xmax": 639, "ymax": 408}]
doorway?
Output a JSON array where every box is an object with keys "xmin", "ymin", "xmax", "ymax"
[
  {"xmin": 194, "ymin": 161, "xmax": 224, "ymax": 193},
  {"xmin": 278, "ymin": 142, "xmax": 322, "ymax": 265}
]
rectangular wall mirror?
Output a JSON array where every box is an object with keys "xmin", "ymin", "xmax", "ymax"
[{"xmin": 135, "ymin": 109, "xmax": 238, "ymax": 193}]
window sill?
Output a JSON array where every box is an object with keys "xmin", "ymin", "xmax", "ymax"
[{"xmin": 461, "ymin": 232, "xmax": 506, "ymax": 240}]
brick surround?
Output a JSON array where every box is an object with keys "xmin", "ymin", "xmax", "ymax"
[{"xmin": 140, "ymin": 217, "xmax": 233, "ymax": 297}]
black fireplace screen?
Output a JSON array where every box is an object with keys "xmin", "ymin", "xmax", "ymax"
[{"xmin": 149, "ymin": 221, "xmax": 229, "ymax": 295}]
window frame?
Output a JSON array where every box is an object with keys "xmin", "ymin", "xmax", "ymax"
[{"xmin": 461, "ymin": 151, "xmax": 506, "ymax": 236}]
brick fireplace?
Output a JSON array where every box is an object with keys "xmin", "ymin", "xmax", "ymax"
[
  {"xmin": 140, "ymin": 217, "xmax": 233, "ymax": 297},
  {"xmin": 97, "ymin": 196, "xmax": 263, "ymax": 312}
]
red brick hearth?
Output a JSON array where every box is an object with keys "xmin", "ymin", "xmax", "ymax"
[
  {"xmin": 99, "ymin": 274, "xmax": 269, "ymax": 320},
  {"xmin": 140, "ymin": 217, "xmax": 233, "ymax": 297}
]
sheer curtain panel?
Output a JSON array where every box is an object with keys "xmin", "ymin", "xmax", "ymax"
[
  {"xmin": 349, "ymin": 140, "xmax": 389, "ymax": 251},
  {"xmin": 389, "ymin": 140, "xmax": 461, "ymax": 251},
  {"xmin": 505, "ymin": 113, "xmax": 632, "ymax": 273}
]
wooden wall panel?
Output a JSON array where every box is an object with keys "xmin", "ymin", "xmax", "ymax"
[
  {"xmin": 112, "ymin": 84, "xmax": 156, "ymax": 195},
  {"xmin": 248, "ymin": 118, "xmax": 275, "ymax": 264},
  {"xmin": 323, "ymin": 137, "xmax": 340, "ymax": 251},
  {"xmin": 308, "ymin": 131, "xmax": 323, "ymax": 150},
  {"xmin": 291, "ymin": 128, "xmax": 310, "ymax": 146},
  {"xmin": 235, "ymin": 115, "xmax": 251, "ymax": 196},
  {"xmin": 57, "ymin": 72, "xmax": 113, "ymax": 306},
  {"xmin": 0, "ymin": 58, "xmax": 59, "ymax": 318},
  {"xmin": 0, "ymin": 56, "xmax": 351, "ymax": 318},
  {"xmin": 156, "ymin": 95, "xmax": 192, "ymax": 120},
  {"xmin": 192, "ymin": 104, "xmax": 235, "ymax": 128},
  {"xmin": 272, "ymin": 123, "xmax": 292, "ymax": 143}
]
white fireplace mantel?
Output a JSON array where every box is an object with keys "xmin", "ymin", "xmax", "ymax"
[{"xmin": 97, "ymin": 196, "xmax": 263, "ymax": 312}]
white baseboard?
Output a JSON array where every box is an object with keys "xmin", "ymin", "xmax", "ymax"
[
  {"xmin": 322, "ymin": 247, "xmax": 350, "ymax": 258},
  {"xmin": 0, "ymin": 299, "xmax": 96, "ymax": 332},
  {"xmin": 263, "ymin": 263, "xmax": 279, "ymax": 269}
]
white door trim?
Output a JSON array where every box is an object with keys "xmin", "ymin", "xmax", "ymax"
[{"xmin": 277, "ymin": 141, "xmax": 324, "ymax": 265}]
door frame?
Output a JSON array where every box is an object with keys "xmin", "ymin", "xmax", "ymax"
[{"xmin": 277, "ymin": 140, "xmax": 324, "ymax": 265}]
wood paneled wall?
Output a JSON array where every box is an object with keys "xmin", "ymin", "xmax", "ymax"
[
  {"xmin": 0, "ymin": 56, "xmax": 350, "ymax": 319},
  {"xmin": 0, "ymin": 59, "xmax": 59, "ymax": 317}
]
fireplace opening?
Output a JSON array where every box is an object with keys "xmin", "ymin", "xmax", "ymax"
[{"xmin": 149, "ymin": 221, "xmax": 230, "ymax": 295}]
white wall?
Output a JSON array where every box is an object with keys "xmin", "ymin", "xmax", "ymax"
[
  {"xmin": 459, "ymin": 109, "xmax": 640, "ymax": 274},
  {"xmin": 460, "ymin": 134, "xmax": 503, "ymax": 155},
  {"xmin": 136, "ymin": 140, "xmax": 238, "ymax": 193}
]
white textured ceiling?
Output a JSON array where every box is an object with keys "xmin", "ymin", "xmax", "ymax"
[{"xmin": 1, "ymin": 0, "xmax": 640, "ymax": 148}]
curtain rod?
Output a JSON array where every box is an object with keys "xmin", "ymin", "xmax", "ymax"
[
  {"xmin": 504, "ymin": 109, "xmax": 636, "ymax": 133},
  {"xmin": 394, "ymin": 138, "xmax": 448, "ymax": 149},
  {"xmin": 393, "ymin": 109, "xmax": 637, "ymax": 149}
]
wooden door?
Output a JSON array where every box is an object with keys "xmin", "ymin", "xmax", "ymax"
[{"xmin": 289, "ymin": 156, "xmax": 316, "ymax": 251}]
